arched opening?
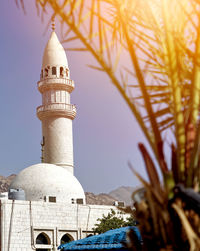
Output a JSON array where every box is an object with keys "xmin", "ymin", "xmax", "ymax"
[
  {"xmin": 44, "ymin": 67, "xmax": 49, "ymax": 77},
  {"xmin": 60, "ymin": 67, "xmax": 64, "ymax": 77},
  {"xmin": 52, "ymin": 66, "xmax": 56, "ymax": 75},
  {"xmin": 66, "ymin": 68, "xmax": 69, "ymax": 77},
  {"xmin": 60, "ymin": 233, "xmax": 73, "ymax": 245},
  {"xmin": 87, "ymin": 234, "xmax": 93, "ymax": 238},
  {"xmin": 36, "ymin": 232, "xmax": 50, "ymax": 251}
]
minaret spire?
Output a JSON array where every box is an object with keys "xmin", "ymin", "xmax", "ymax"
[{"xmin": 37, "ymin": 29, "xmax": 76, "ymax": 174}]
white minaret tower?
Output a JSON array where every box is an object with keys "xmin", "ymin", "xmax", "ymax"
[{"xmin": 37, "ymin": 24, "xmax": 76, "ymax": 174}]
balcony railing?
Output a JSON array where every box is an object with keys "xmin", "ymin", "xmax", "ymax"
[
  {"xmin": 37, "ymin": 78, "xmax": 74, "ymax": 89},
  {"xmin": 37, "ymin": 103, "xmax": 76, "ymax": 113}
]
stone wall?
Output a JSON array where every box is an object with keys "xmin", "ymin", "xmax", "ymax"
[{"xmin": 0, "ymin": 199, "xmax": 124, "ymax": 251}]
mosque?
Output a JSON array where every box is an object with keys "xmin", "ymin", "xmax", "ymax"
[{"xmin": 0, "ymin": 26, "xmax": 124, "ymax": 250}]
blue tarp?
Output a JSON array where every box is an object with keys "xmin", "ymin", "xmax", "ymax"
[{"xmin": 58, "ymin": 226, "xmax": 142, "ymax": 251}]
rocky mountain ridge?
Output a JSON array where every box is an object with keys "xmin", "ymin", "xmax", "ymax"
[
  {"xmin": 109, "ymin": 186, "xmax": 135, "ymax": 205},
  {"xmin": 0, "ymin": 174, "xmax": 16, "ymax": 193}
]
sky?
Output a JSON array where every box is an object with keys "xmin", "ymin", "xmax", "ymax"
[{"xmin": 0, "ymin": 1, "xmax": 149, "ymax": 194}]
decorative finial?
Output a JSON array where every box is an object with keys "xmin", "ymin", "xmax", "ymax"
[{"xmin": 51, "ymin": 17, "xmax": 55, "ymax": 31}]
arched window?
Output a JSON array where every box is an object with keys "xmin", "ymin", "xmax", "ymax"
[
  {"xmin": 87, "ymin": 234, "xmax": 93, "ymax": 238},
  {"xmin": 36, "ymin": 233, "xmax": 51, "ymax": 251},
  {"xmin": 44, "ymin": 66, "xmax": 50, "ymax": 78},
  {"xmin": 60, "ymin": 233, "xmax": 73, "ymax": 245},
  {"xmin": 36, "ymin": 232, "xmax": 50, "ymax": 244},
  {"xmin": 66, "ymin": 69, "xmax": 69, "ymax": 77},
  {"xmin": 52, "ymin": 67, "xmax": 56, "ymax": 75},
  {"xmin": 41, "ymin": 70, "xmax": 43, "ymax": 79},
  {"xmin": 44, "ymin": 68, "xmax": 48, "ymax": 77},
  {"xmin": 60, "ymin": 67, "xmax": 64, "ymax": 77}
]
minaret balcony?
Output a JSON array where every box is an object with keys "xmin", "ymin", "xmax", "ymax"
[
  {"xmin": 37, "ymin": 78, "xmax": 74, "ymax": 93},
  {"xmin": 37, "ymin": 103, "xmax": 76, "ymax": 120}
]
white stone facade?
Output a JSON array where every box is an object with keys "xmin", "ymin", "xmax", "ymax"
[
  {"xmin": 37, "ymin": 31, "xmax": 75, "ymax": 174},
  {"xmin": 0, "ymin": 29, "xmax": 129, "ymax": 251},
  {"xmin": 0, "ymin": 199, "xmax": 120, "ymax": 250},
  {"xmin": 10, "ymin": 164, "xmax": 86, "ymax": 204},
  {"xmin": 42, "ymin": 117, "xmax": 74, "ymax": 172}
]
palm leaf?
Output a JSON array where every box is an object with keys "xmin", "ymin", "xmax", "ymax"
[
  {"xmin": 138, "ymin": 143, "xmax": 161, "ymax": 192},
  {"xmin": 162, "ymin": 0, "xmax": 186, "ymax": 181}
]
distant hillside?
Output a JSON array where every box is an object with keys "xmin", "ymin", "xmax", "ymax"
[
  {"xmin": 109, "ymin": 186, "xmax": 135, "ymax": 205},
  {"xmin": 86, "ymin": 186, "xmax": 136, "ymax": 206},
  {"xmin": 0, "ymin": 174, "xmax": 135, "ymax": 206},
  {"xmin": 85, "ymin": 192, "xmax": 116, "ymax": 205},
  {"xmin": 0, "ymin": 174, "xmax": 16, "ymax": 193}
]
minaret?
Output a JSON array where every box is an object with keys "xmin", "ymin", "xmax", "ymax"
[{"xmin": 37, "ymin": 25, "xmax": 76, "ymax": 174}]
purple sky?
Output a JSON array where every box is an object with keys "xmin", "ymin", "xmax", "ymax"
[{"xmin": 0, "ymin": 1, "xmax": 149, "ymax": 193}]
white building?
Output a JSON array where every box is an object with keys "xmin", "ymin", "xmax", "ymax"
[{"xmin": 0, "ymin": 27, "xmax": 122, "ymax": 251}]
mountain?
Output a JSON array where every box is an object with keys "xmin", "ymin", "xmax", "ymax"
[
  {"xmin": 109, "ymin": 186, "xmax": 135, "ymax": 205},
  {"xmin": 0, "ymin": 174, "xmax": 16, "ymax": 193},
  {"xmin": 0, "ymin": 174, "xmax": 135, "ymax": 206},
  {"xmin": 86, "ymin": 186, "xmax": 136, "ymax": 206},
  {"xmin": 85, "ymin": 192, "xmax": 116, "ymax": 205},
  {"xmin": 86, "ymin": 187, "xmax": 137, "ymax": 206}
]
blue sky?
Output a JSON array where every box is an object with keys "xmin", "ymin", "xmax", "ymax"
[{"xmin": 0, "ymin": 1, "xmax": 149, "ymax": 193}]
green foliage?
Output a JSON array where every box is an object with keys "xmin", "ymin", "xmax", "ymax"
[{"xmin": 92, "ymin": 209, "xmax": 135, "ymax": 234}]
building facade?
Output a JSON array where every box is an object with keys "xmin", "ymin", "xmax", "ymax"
[
  {"xmin": 0, "ymin": 199, "xmax": 118, "ymax": 250},
  {"xmin": 0, "ymin": 28, "xmax": 125, "ymax": 250}
]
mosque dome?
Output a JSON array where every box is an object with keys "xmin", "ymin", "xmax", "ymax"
[
  {"xmin": 42, "ymin": 31, "xmax": 68, "ymax": 68},
  {"xmin": 9, "ymin": 163, "xmax": 85, "ymax": 203}
]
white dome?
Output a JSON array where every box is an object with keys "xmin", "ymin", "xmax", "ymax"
[
  {"xmin": 42, "ymin": 31, "xmax": 68, "ymax": 68},
  {"xmin": 9, "ymin": 163, "xmax": 85, "ymax": 203}
]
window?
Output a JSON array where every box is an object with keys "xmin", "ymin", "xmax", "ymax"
[
  {"xmin": 60, "ymin": 67, "xmax": 64, "ymax": 77},
  {"xmin": 36, "ymin": 233, "xmax": 50, "ymax": 245},
  {"xmin": 45, "ymin": 68, "xmax": 48, "ymax": 77},
  {"xmin": 87, "ymin": 234, "xmax": 93, "ymax": 238},
  {"xmin": 52, "ymin": 67, "xmax": 56, "ymax": 75},
  {"xmin": 60, "ymin": 234, "xmax": 73, "ymax": 245},
  {"xmin": 41, "ymin": 70, "xmax": 43, "ymax": 79},
  {"xmin": 36, "ymin": 233, "xmax": 51, "ymax": 251},
  {"xmin": 49, "ymin": 196, "xmax": 56, "ymax": 203},
  {"xmin": 76, "ymin": 198, "xmax": 84, "ymax": 204},
  {"xmin": 66, "ymin": 69, "xmax": 69, "ymax": 77}
]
